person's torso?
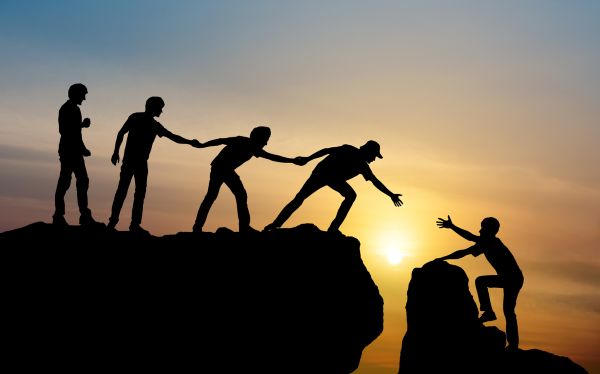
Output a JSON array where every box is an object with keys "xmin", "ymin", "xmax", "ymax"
[
  {"xmin": 211, "ymin": 137, "xmax": 259, "ymax": 170},
  {"xmin": 480, "ymin": 237, "xmax": 522, "ymax": 279},
  {"xmin": 123, "ymin": 112, "xmax": 164, "ymax": 165},
  {"xmin": 312, "ymin": 145, "xmax": 369, "ymax": 182},
  {"xmin": 58, "ymin": 101, "xmax": 84, "ymax": 156}
]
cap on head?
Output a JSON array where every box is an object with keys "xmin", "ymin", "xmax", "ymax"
[
  {"xmin": 145, "ymin": 96, "xmax": 165, "ymax": 111},
  {"xmin": 68, "ymin": 83, "xmax": 87, "ymax": 99},
  {"xmin": 250, "ymin": 126, "xmax": 271, "ymax": 143},
  {"xmin": 360, "ymin": 140, "xmax": 383, "ymax": 159},
  {"xmin": 481, "ymin": 217, "xmax": 500, "ymax": 235}
]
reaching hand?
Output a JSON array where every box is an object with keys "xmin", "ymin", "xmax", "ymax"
[
  {"xmin": 190, "ymin": 139, "xmax": 203, "ymax": 148},
  {"xmin": 436, "ymin": 215, "xmax": 453, "ymax": 229},
  {"xmin": 391, "ymin": 193, "xmax": 403, "ymax": 207},
  {"xmin": 82, "ymin": 118, "xmax": 91, "ymax": 128},
  {"xmin": 293, "ymin": 156, "xmax": 308, "ymax": 166},
  {"xmin": 82, "ymin": 148, "xmax": 91, "ymax": 157},
  {"xmin": 111, "ymin": 152, "xmax": 120, "ymax": 165}
]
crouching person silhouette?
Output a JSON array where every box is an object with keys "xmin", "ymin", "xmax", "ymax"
[
  {"xmin": 264, "ymin": 140, "xmax": 403, "ymax": 234},
  {"xmin": 108, "ymin": 97, "xmax": 200, "ymax": 234},
  {"xmin": 435, "ymin": 215, "xmax": 524, "ymax": 350},
  {"xmin": 53, "ymin": 83, "xmax": 100, "ymax": 226},
  {"xmin": 192, "ymin": 126, "xmax": 302, "ymax": 233}
]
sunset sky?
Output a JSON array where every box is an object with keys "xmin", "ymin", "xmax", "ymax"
[{"xmin": 1, "ymin": 1, "xmax": 599, "ymax": 372}]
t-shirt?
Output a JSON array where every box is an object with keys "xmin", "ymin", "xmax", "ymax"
[
  {"xmin": 210, "ymin": 136, "xmax": 265, "ymax": 170},
  {"xmin": 122, "ymin": 112, "xmax": 168, "ymax": 165},
  {"xmin": 58, "ymin": 100, "xmax": 85, "ymax": 157},
  {"xmin": 470, "ymin": 237, "xmax": 522, "ymax": 279},
  {"xmin": 311, "ymin": 145, "xmax": 375, "ymax": 184}
]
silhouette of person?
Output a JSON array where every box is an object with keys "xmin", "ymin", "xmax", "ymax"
[
  {"xmin": 435, "ymin": 215, "xmax": 524, "ymax": 350},
  {"xmin": 53, "ymin": 83, "xmax": 99, "ymax": 226},
  {"xmin": 264, "ymin": 140, "xmax": 403, "ymax": 234},
  {"xmin": 107, "ymin": 97, "xmax": 200, "ymax": 234},
  {"xmin": 192, "ymin": 126, "xmax": 302, "ymax": 233}
]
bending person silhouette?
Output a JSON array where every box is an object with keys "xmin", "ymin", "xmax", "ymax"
[
  {"xmin": 108, "ymin": 97, "xmax": 200, "ymax": 234},
  {"xmin": 53, "ymin": 83, "xmax": 99, "ymax": 226},
  {"xmin": 193, "ymin": 126, "xmax": 301, "ymax": 233},
  {"xmin": 435, "ymin": 215, "xmax": 524, "ymax": 350},
  {"xmin": 264, "ymin": 140, "xmax": 403, "ymax": 234}
]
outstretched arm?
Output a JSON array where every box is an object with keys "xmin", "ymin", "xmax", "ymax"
[
  {"xmin": 304, "ymin": 147, "xmax": 338, "ymax": 163},
  {"xmin": 163, "ymin": 129, "xmax": 200, "ymax": 146},
  {"xmin": 370, "ymin": 175, "xmax": 403, "ymax": 206},
  {"xmin": 111, "ymin": 125, "xmax": 128, "ymax": 165},
  {"xmin": 259, "ymin": 150, "xmax": 299, "ymax": 164},
  {"xmin": 436, "ymin": 246, "xmax": 476, "ymax": 261},
  {"xmin": 437, "ymin": 215, "xmax": 479, "ymax": 242}
]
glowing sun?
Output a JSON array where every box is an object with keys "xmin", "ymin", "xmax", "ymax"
[{"xmin": 386, "ymin": 247, "xmax": 406, "ymax": 265}]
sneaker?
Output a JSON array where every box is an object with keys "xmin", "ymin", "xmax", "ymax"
[
  {"xmin": 79, "ymin": 213, "xmax": 99, "ymax": 226},
  {"xmin": 52, "ymin": 215, "xmax": 69, "ymax": 226},
  {"xmin": 129, "ymin": 224, "xmax": 150, "ymax": 235},
  {"xmin": 478, "ymin": 311, "xmax": 497, "ymax": 323},
  {"xmin": 192, "ymin": 223, "xmax": 203, "ymax": 233}
]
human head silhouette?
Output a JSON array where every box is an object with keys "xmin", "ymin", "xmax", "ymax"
[
  {"xmin": 250, "ymin": 126, "xmax": 271, "ymax": 148},
  {"xmin": 360, "ymin": 140, "xmax": 383, "ymax": 163},
  {"xmin": 479, "ymin": 217, "xmax": 500, "ymax": 238},
  {"xmin": 68, "ymin": 83, "xmax": 88, "ymax": 105},
  {"xmin": 145, "ymin": 96, "xmax": 165, "ymax": 117}
]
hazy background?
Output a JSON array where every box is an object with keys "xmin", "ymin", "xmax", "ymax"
[{"xmin": 1, "ymin": 1, "xmax": 599, "ymax": 372}]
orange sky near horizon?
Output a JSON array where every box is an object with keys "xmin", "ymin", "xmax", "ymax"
[{"xmin": 1, "ymin": 2, "xmax": 599, "ymax": 373}]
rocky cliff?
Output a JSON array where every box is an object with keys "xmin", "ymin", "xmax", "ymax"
[
  {"xmin": 1, "ymin": 222, "xmax": 383, "ymax": 373},
  {"xmin": 398, "ymin": 260, "xmax": 588, "ymax": 374}
]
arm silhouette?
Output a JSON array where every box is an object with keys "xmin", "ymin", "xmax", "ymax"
[
  {"xmin": 196, "ymin": 137, "xmax": 235, "ymax": 148},
  {"xmin": 162, "ymin": 129, "xmax": 200, "ymax": 147},
  {"xmin": 259, "ymin": 150, "xmax": 301, "ymax": 164},
  {"xmin": 302, "ymin": 146, "xmax": 339, "ymax": 163},
  {"xmin": 111, "ymin": 125, "xmax": 128, "ymax": 165},
  {"xmin": 436, "ymin": 245, "xmax": 476, "ymax": 261},
  {"xmin": 370, "ymin": 175, "xmax": 403, "ymax": 206},
  {"xmin": 437, "ymin": 215, "xmax": 479, "ymax": 242}
]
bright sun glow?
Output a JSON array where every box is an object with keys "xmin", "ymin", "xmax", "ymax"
[{"xmin": 386, "ymin": 247, "xmax": 405, "ymax": 265}]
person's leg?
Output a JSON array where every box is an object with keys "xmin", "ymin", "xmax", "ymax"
[
  {"xmin": 54, "ymin": 157, "xmax": 73, "ymax": 223},
  {"xmin": 327, "ymin": 181, "xmax": 357, "ymax": 233},
  {"xmin": 108, "ymin": 164, "xmax": 134, "ymax": 228},
  {"xmin": 475, "ymin": 275, "xmax": 503, "ymax": 321},
  {"xmin": 130, "ymin": 163, "xmax": 149, "ymax": 228},
  {"xmin": 223, "ymin": 171, "xmax": 251, "ymax": 232},
  {"xmin": 504, "ymin": 277, "xmax": 524, "ymax": 349},
  {"xmin": 193, "ymin": 169, "xmax": 225, "ymax": 232},
  {"xmin": 72, "ymin": 157, "xmax": 93, "ymax": 222},
  {"xmin": 265, "ymin": 177, "xmax": 324, "ymax": 230}
]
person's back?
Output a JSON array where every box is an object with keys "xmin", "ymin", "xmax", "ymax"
[
  {"xmin": 210, "ymin": 136, "xmax": 259, "ymax": 170},
  {"xmin": 122, "ymin": 112, "xmax": 166, "ymax": 166},
  {"xmin": 311, "ymin": 144, "xmax": 372, "ymax": 183},
  {"xmin": 477, "ymin": 236, "xmax": 522, "ymax": 280}
]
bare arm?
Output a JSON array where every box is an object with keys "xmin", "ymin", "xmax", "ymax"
[
  {"xmin": 163, "ymin": 129, "xmax": 197, "ymax": 146},
  {"xmin": 436, "ymin": 215, "xmax": 479, "ymax": 242},
  {"xmin": 258, "ymin": 150, "xmax": 297, "ymax": 164},
  {"xmin": 111, "ymin": 125, "xmax": 128, "ymax": 165},
  {"xmin": 437, "ymin": 246, "xmax": 476, "ymax": 261},
  {"xmin": 304, "ymin": 147, "xmax": 338, "ymax": 162},
  {"xmin": 369, "ymin": 175, "xmax": 403, "ymax": 206}
]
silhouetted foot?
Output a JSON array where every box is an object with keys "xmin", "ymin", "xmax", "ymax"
[
  {"xmin": 478, "ymin": 311, "xmax": 497, "ymax": 323},
  {"xmin": 52, "ymin": 215, "xmax": 69, "ymax": 226},
  {"xmin": 107, "ymin": 219, "xmax": 118, "ymax": 231},
  {"xmin": 327, "ymin": 227, "xmax": 343, "ymax": 235},
  {"xmin": 506, "ymin": 344, "xmax": 519, "ymax": 352},
  {"xmin": 263, "ymin": 223, "xmax": 278, "ymax": 232},
  {"xmin": 192, "ymin": 223, "xmax": 203, "ymax": 233},
  {"xmin": 79, "ymin": 213, "xmax": 102, "ymax": 227},
  {"xmin": 129, "ymin": 224, "xmax": 150, "ymax": 235}
]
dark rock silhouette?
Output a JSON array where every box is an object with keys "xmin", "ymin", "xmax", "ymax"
[
  {"xmin": 1, "ymin": 222, "xmax": 382, "ymax": 373},
  {"xmin": 398, "ymin": 260, "xmax": 588, "ymax": 374}
]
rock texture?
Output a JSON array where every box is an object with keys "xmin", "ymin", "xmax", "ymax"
[
  {"xmin": 1, "ymin": 222, "xmax": 383, "ymax": 373},
  {"xmin": 398, "ymin": 260, "xmax": 588, "ymax": 374}
]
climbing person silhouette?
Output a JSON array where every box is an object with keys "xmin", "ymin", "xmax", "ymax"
[
  {"xmin": 435, "ymin": 215, "xmax": 524, "ymax": 350},
  {"xmin": 107, "ymin": 96, "xmax": 200, "ymax": 234},
  {"xmin": 53, "ymin": 83, "xmax": 100, "ymax": 226},
  {"xmin": 192, "ymin": 126, "xmax": 302, "ymax": 233},
  {"xmin": 264, "ymin": 140, "xmax": 403, "ymax": 234}
]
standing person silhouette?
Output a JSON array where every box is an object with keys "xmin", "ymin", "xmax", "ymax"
[
  {"xmin": 264, "ymin": 140, "xmax": 403, "ymax": 234},
  {"xmin": 53, "ymin": 83, "xmax": 99, "ymax": 226},
  {"xmin": 435, "ymin": 215, "xmax": 524, "ymax": 350},
  {"xmin": 192, "ymin": 126, "xmax": 302, "ymax": 233},
  {"xmin": 107, "ymin": 97, "xmax": 200, "ymax": 234}
]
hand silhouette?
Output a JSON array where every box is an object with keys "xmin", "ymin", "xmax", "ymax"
[
  {"xmin": 111, "ymin": 152, "xmax": 120, "ymax": 165},
  {"xmin": 391, "ymin": 193, "xmax": 403, "ymax": 207},
  {"xmin": 293, "ymin": 156, "xmax": 308, "ymax": 166},
  {"xmin": 82, "ymin": 148, "xmax": 91, "ymax": 157},
  {"xmin": 190, "ymin": 139, "xmax": 203, "ymax": 148},
  {"xmin": 436, "ymin": 215, "xmax": 453, "ymax": 229},
  {"xmin": 82, "ymin": 118, "xmax": 91, "ymax": 128}
]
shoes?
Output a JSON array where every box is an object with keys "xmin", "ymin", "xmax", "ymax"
[
  {"xmin": 327, "ymin": 227, "xmax": 343, "ymax": 235},
  {"xmin": 52, "ymin": 215, "xmax": 69, "ymax": 226},
  {"xmin": 129, "ymin": 224, "xmax": 150, "ymax": 235},
  {"xmin": 263, "ymin": 223, "xmax": 278, "ymax": 232},
  {"xmin": 478, "ymin": 311, "xmax": 497, "ymax": 323},
  {"xmin": 107, "ymin": 219, "xmax": 117, "ymax": 231},
  {"xmin": 192, "ymin": 223, "xmax": 203, "ymax": 233},
  {"xmin": 506, "ymin": 344, "xmax": 519, "ymax": 352},
  {"xmin": 79, "ymin": 213, "xmax": 99, "ymax": 226}
]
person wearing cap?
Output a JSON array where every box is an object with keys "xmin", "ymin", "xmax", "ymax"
[
  {"xmin": 264, "ymin": 140, "xmax": 403, "ymax": 234},
  {"xmin": 52, "ymin": 83, "xmax": 100, "ymax": 226}
]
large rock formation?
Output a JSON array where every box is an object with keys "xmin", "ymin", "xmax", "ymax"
[
  {"xmin": 1, "ymin": 222, "xmax": 383, "ymax": 373},
  {"xmin": 399, "ymin": 260, "xmax": 588, "ymax": 374}
]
